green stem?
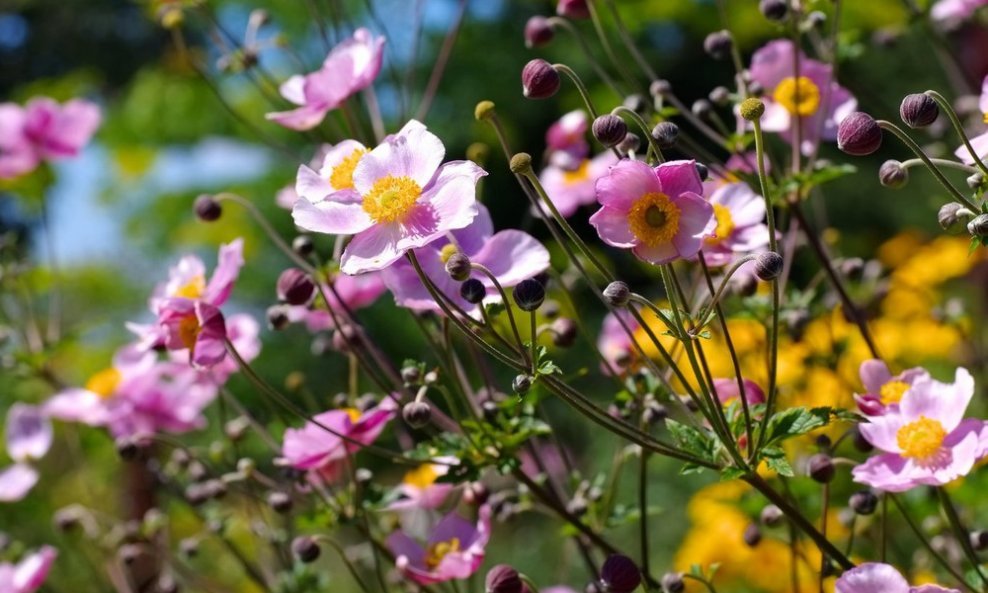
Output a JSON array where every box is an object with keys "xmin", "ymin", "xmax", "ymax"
[
  {"xmin": 925, "ymin": 90, "xmax": 988, "ymax": 177},
  {"xmin": 889, "ymin": 493, "xmax": 977, "ymax": 593}
]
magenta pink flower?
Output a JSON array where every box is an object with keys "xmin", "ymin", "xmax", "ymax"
[
  {"xmin": 932, "ymin": 0, "xmax": 988, "ymax": 23},
  {"xmin": 281, "ymin": 399, "xmax": 397, "ymax": 472},
  {"xmin": 836, "ymin": 562, "xmax": 959, "ymax": 593},
  {"xmin": 387, "ymin": 506, "xmax": 491, "ymax": 585},
  {"xmin": 292, "ymin": 121, "xmax": 486, "ymax": 274},
  {"xmin": 539, "ymin": 151, "xmax": 618, "ymax": 218},
  {"xmin": 746, "ymin": 39, "xmax": 857, "ymax": 155},
  {"xmin": 699, "ymin": 181, "xmax": 769, "ymax": 267},
  {"xmin": 953, "ymin": 75, "xmax": 988, "ymax": 165},
  {"xmin": 0, "ymin": 97, "xmax": 100, "ymax": 178},
  {"xmin": 388, "ymin": 457, "xmax": 459, "ymax": 511},
  {"xmin": 854, "ymin": 359, "xmax": 931, "ymax": 416},
  {"xmin": 286, "ymin": 272, "xmax": 386, "ymax": 332},
  {"xmin": 712, "ymin": 378, "xmax": 765, "ymax": 406},
  {"xmin": 853, "ymin": 367, "xmax": 988, "ymax": 492},
  {"xmin": 590, "ymin": 159, "xmax": 714, "ymax": 264},
  {"xmin": 382, "ymin": 204, "xmax": 549, "ymax": 315},
  {"xmin": 0, "ymin": 546, "xmax": 57, "ymax": 593},
  {"xmin": 267, "ymin": 28, "xmax": 385, "ymax": 130}
]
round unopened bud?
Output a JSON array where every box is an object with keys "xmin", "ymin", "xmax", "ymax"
[
  {"xmin": 461, "ymin": 278, "xmax": 487, "ymax": 304},
  {"xmin": 603, "ymin": 281, "xmax": 630, "ymax": 307},
  {"xmin": 849, "ymin": 490, "xmax": 878, "ymax": 515},
  {"xmin": 743, "ymin": 523, "xmax": 762, "ymax": 546},
  {"xmin": 754, "ymin": 251, "xmax": 784, "ymax": 281},
  {"xmin": 739, "ymin": 98, "xmax": 765, "ymax": 121},
  {"xmin": 617, "ymin": 133, "xmax": 641, "ymax": 154},
  {"xmin": 267, "ymin": 491, "xmax": 293, "ymax": 514},
  {"xmin": 194, "ymin": 194, "xmax": 222, "ymax": 221},
  {"xmin": 401, "ymin": 365, "xmax": 421, "ymax": 384},
  {"xmin": 179, "ymin": 538, "xmax": 199, "ymax": 558},
  {"xmin": 53, "ymin": 507, "xmax": 82, "ymax": 532},
  {"xmin": 600, "ymin": 554, "xmax": 641, "ymax": 593},
  {"xmin": 475, "ymin": 100, "xmax": 496, "ymax": 121},
  {"xmin": 709, "ymin": 86, "xmax": 731, "ymax": 106},
  {"xmin": 551, "ymin": 317, "xmax": 578, "ymax": 348},
  {"xmin": 116, "ymin": 437, "xmax": 141, "ymax": 461},
  {"xmin": 703, "ymin": 30, "xmax": 733, "ymax": 60},
  {"xmin": 748, "ymin": 81, "xmax": 765, "ymax": 97},
  {"xmin": 938, "ymin": 202, "xmax": 968, "ymax": 233},
  {"xmin": 970, "ymin": 531, "xmax": 988, "ymax": 551},
  {"xmin": 522, "ymin": 59, "xmax": 560, "ymax": 99},
  {"xmin": 968, "ymin": 172, "xmax": 984, "ymax": 189},
  {"xmin": 807, "ymin": 10, "xmax": 827, "ymax": 28},
  {"xmin": 837, "ymin": 112, "xmax": 882, "ymax": 156},
  {"xmin": 651, "ymin": 121, "xmax": 679, "ymax": 149},
  {"xmin": 486, "ymin": 564, "xmax": 523, "ymax": 593},
  {"xmin": 445, "ymin": 252, "xmax": 472, "ymax": 282},
  {"xmin": 661, "ymin": 572, "xmax": 685, "ymax": 593},
  {"xmin": 691, "ymin": 99, "xmax": 713, "ymax": 119},
  {"xmin": 510, "ymin": 152, "xmax": 533, "ymax": 174},
  {"xmin": 512, "ymin": 374, "xmax": 533, "ymax": 395},
  {"xmin": 292, "ymin": 536, "xmax": 321, "ymax": 563},
  {"xmin": 642, "ymin": 401, "xmax": 668, "ymax": 425},
  {"xmin": 968, "ymin": 213, "xmax": 988, "ymax": 236},
  {"xmin": 593, "ymin": 115, "xmax": 629, "ymax": 148},
  {"xmin": 900, "ymin": 94, "xmax": 939, "ymax": 128},
  {"xmin": 524, "ymin": 16, "xmax": 554, "ymax": 49},
  {"xmin": 879, "ymin": 160, "xmax": 908, "ymax": 188},
  {"xmin": 277, "ymin": 268, "xmax": 315, "ymax": 305},
  {"xmin": 402, "ymin": 401, "xmax": 432, "ymax": 428},
  {"xmin": 808, "ymin": 453, "xmax": 836, "ymax": 483},
  {"xmin": 291, "ymin": 235, "xmax": 314, "ymax": 257},
  {"xmin": 513, "ymin": 278, "xmax": 545, "ymax": 311},
  {"xmin": 695, "ymin": 162, "xmax": 709, "ymax": 181},
  {"xmin": 759, "ymin": 0, "xmax": 788, "ymax": 20},
  {"xmin": 760, "ymin": 504, "xmax": 784, "ymax": 527},
  {"xmin": 649, "ymin": 79, "xmax": 671, "ymax": 97},
  {"xmin": 266, "ymin": 305, "xmax": 290, "ymax": 330},
  {"xmin": 463, "ymin": 481, "xmax": 490, "ymax": 505},
  {"xmin": 557, "ymin": 0, "xmax": 590, "ymax": 19}
]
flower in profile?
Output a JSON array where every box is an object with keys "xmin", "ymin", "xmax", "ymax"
[
  {"xmin": 0, "ymin": 97, "xmax": 101, "ymax": 178},
  {"xmin": 931, "ymin": 0, "xmax": 988, "ymax": 24},
  {"xmin": 291, "ymin": 120, "xmax": 486, "ymax": 274},
  {"xmin": 835, "ymin": 562, "xmax": 959, "ymax": 593},
  {"xmin": 712, "ymin": 379, "xmax": 766, "ymax": 406},
  {"xmin": 598, "ymin": 310, "xmax": 642, "ymax": 374},
  {"xmin": 0, "ymin": 546, "xmax": 57, "ymax": 593},
  {"xmin": 853, "ymin": 367, "xmax": 988, "ymax": 492},
  {"xmin": 281, "ymin": 399, "xmax": 397, "ymax": 474},
  {"xmin": 854, "ymin": 359, "xmax": 930, "ymax": 416},
  {"xmin": 267, "ymin": 28, "xmax": 385, "ymax": 130},
  {"xmin": 746, "ymin": 39, "xmax": 857, "ymax": 155},
  {"xmin": 953, "ymin": 75, "xmax": 988, "ymax": 165},
  {"xmin": 699, "ymin": 181, "xmax": 769, "ymax": 267},
  {"xmin": 590, "ymin": 159, "xmax": 714, "ymax": 264},
  {"xmin": 539, "ymin": 151, "xmax": 619, "ymax": 218},
  {"xmin": 382, "ymin": 204, "xmax": 549, "ymax": 315},
  {"xmin": 387, "ymin": 506, "xmax": 491, "ymax": 585},
  {"xmin": 388, "ymin": 457, "xmax": 459, "ymax": 511}
]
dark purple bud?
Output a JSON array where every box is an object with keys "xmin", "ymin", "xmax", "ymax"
[
  {"xmin": 938, "ymin": 202, "xmax": 968, "ymax": 232},
  {"xmin": 292, "ymin": 536, "xmax": 321, "ymax": 563},
  {"xmin": 661, "ymin": 573, "xmax": 685, "ymax": 593},
  {"xmin": 849, "ymin": 490, "xmax": 878, "ymax": 515},
  {"xmin": 593, "ymin": 115, "xmax": 629, "ymax": 148},
  {"xmin": 852, "ymin": 425, "xmax": 874, "ymax": 453},
  {"xmin": 695, "ymin": 162, "xmax": 709, "ymax": 181},
  {"xmin": 760, "ymin": 504, "xmax": 784, "ymax": 527},
  {"xmin": 522, "ymin": 59, "xmax": 560, "ymax": 99},
  {"xmin": 879, "ymin": 160, "xmax": 908, "ymax": 188},
  {"xmin": 557, "ymin": 0, "xmax": 590, "ymax": 19},
  {"xmin": 267, "ymin": 491, "xmax": 293, "ymax": 514},
  {"xmin": 402, "ymin": 401, "xmax": 432, "ymax": 428},
  {"xmin": 266, "ymin": 304, "xmax": 290, "ymax": 330},
  {"xmin": 808, "ymin": 453, "xmax": 835, "ymax": 483},
  {"xmin": 649, "ymin": 79, "xmax": 671, "ymax": 97},
  {"xmin": 550, "ymin": 317, "xmax": 577, "ymax": 348},
  {"xmin": 292, "ymin": 235, "xmax": 314, "ymax": 257},
  {"xmin": 600, "ymin": 554, "xmax": 641, "ymax": 593},
  {"xmin": 603, "ymin": 281, "xmax": 630, "ymax": 307},
  {"xmin": 461, "ymin": 278, "xmax": 486, "ymax": 304},
  {"xmin": 900, "ymin": 93, "xmax": 939, "ymax": 129},
  {"xmin": 691, "ymin": 99, "xmax": 713, "ymax": 119},
  {"xmin": 968, "ymin": 213, "xmax": 988, "ymax": 236},
  {"xmin": 837, "ymin": 112, "xmax": 882, "ymax": 156},
  {"xmin": 617, "ymin": 133, "xmax": 641, "ymax": 154},
  {"xmin": 759, "ymin": 0, "xmax": 788, "ymax": 20},
  {"xmin": 709, "ymin": 86, "xmax": 730, "ymax": 106},
  {"xmin": 194, "ymin": 194, "xmax": 222, "ymax": 222},
  {"xmin": 970, "ymin": 530, "xmax": 988, "ymax": 551},
  {"xmin": 512, "ymin": 374, "xmax": 532, "ymax": 395},
  {"xmin": 486, "ymin": 565, "xmax": 524, "ymax": 593},
  {"xmin": 703, "ymin": 30, "xmax": 733, "ymax": 60},
  {"xmin": 524, "ymin": 16, "xmax": 554, "ymax": 48},
  {"xmin": 651, "ymin": 121, "xmax": 679, "ymax": 149},
  {"xmin": 277, "ymin": 268, "xmax": 315, "ymax": 306},
  {"xmin": 754, "ymin": 251, "xmax": 784, "ymax": 281},
  {"xmin": 513, "ymin": 278, "xmax": 545, "ymax": 311},
  {"xmin": 743, "ymin": 523, "xmax": 762, "ymax": 546}
]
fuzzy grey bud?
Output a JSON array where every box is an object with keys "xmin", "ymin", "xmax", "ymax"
[
  {"xmin": 445, "ymin": 252, "xmax": 472, "ymax": 282},
  {"xmin": 879, "ymin": 160, "xmax": 908, "ymax": 188},
  {"xmin": 603, "ymin": 281, "xmax": 630, "ymax": 307},
  {"xmin": 402, "ymin": 401, "xmax": 432, "ymax": 428},
  {"xmin": 754, "ymin": 251, "xmax": 784, "ymax": 281}
]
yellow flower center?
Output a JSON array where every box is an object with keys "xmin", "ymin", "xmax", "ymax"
[
  {"xmin": 362, "ymin": 175, "xmax": 422, "ymax": 224},
  {"xmin": 879, "ymin": 380, "xmax": 911, "ymax": 405},
  {"xmin": 439, "ymin": 243, "xmax": 459, "ymax": 264},
  {"xmin": 177, "ymin": 314, "xmax": 201, "ymax": 350},
  {"xmin": 173, "ymin": 274, "xmax": 205, "ymax": 299},
  {"xmin": 628, "ymin": 192, "xmax": 681, "ymax": 247},
  {"xmin": 329, "ymin": 148, "xmax": 368, "ymax": 191},
  {"xmin": 342, "ymin": 407, "xmax": 362, "ymax": 423},
  {"xmin": 85, "ymin": 368, "xmax": 122, "ymax": 399},
  {"xmin": 705, "ymin": 204, "xmax": 735, "ymax": 245},
  {"xmin": 402, "ymin": 464, "xmax": 440, "ymax": 490},
  {"xmin": 424, "ymin": 538, "xmax": 461, "ymax": 569},
  {"xmin": 983, "ymin": 112, "xmax": 988, "ymax": 125},
  {"xmin": 897, "ymin": 416, "xmax": 947, "ymax": 460},
  {"xmin": 562, "ymin": 160, "xmax": 590, "ymax": 185},
  {"xmin": 773, "ymin": 76, "xmax": 822, "ymax": 117}
]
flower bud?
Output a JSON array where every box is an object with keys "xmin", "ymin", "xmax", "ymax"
[
  {"xmin": 970, "ymin": 531, "xmax": 988, "ymax": 551},
  {"xmin": 760, "ymin": 504, "xmax": 784, "ymax": 527},
  {"xmin": 513, "ymin": 278, "xmax": 545, "ymax": 311},
  {"xmin": 649, "ymin": 79, "xmax": 671, "ymax": 97},
  {"xmin": 748, "ymin": 81, "xmax": 765, "ymax": 97},
  {"xmin": 968, "ymin": 172, "xmax": 984, "ymax": 189},
  {"xmin": 551, "ymin": 317, "xmax": 578, "ymax": 348},
  {"xmin": 703, "ymin": 30, "xmax": 733, "ymax": 60},
  {"xmin": 879, "ymin": 160, "xmax": 908, "ymax": 188},
  {"xmin": 510, "ymin": 152, "xmax": 533, "ymax": 174},
  {"xmin": 852, "ymin": 425, "xmax": 873, "ymax": 453},
  {"xmin": 475, "ymin": 100, "xmax": 496, "ymax": 122},
  {"xmin": 292, "ymin": 235, "xmax": 314, "ymax": 257},
  {"xmin": 445, "ymin": 252, "xmax": 472, "ymax": 282},
  {"xmin": 849, "ymin": 490, "xmax": 878, "ymax": 515},
  {"xmin": 617, "ymin": 133, "xmax": 641, "ymax": 154},
  {"xmin": 642, "ymin": 401, "xmax": 668, "ymax": 425},
  {"xmin": 759, "ymin": 0, "xmax": 788, "ymax": 20},
  {"xmin": 807, "ymin": 10, "xmax": 827, "ymax": 28},
  {"xmin": 739, "ymin": 98, "xmax": 765, "ymax": 121},
  {"xmin": 593, "ymin": 115, "xmax": 629, "ymax": 148},
  {"xmin": 524, "ymin": 16, "xmax": 554, "ymax": 48},
  {"xmin": 900, "ymin": 94, "xmax": 939, "ymax": 128},
  {"xmin": 464, "ymin": 481, "xmax": 490, "ymax": 505},
  {"xmin": 512, "ymin": 374, "xmax": 533, "ymax": 395},
  {"xmin": 461, "ymin": 278, "xmax": 487, "ymax": 304},
  {"xmin": 277, "ymin": 268, "xmax": 315, "ymax": 306},
  {"xmin": 194, "ymin": 194, "xmax": 222, "ymax": 221},
  {"xmin": 291, "ymin": 536, "xmax": 321, "ymax": 563},
  {"xmin": 267, "ymin": 491, "xmax": 293, "ymax": 514},
  {"xmin": 116, "ymin": 437, "xmax": 141, "ymax": 461},
  {"xmin": 522, "ymin": 59, "xmax": 560, "ymax": 99},
  {"xmin": 600, "ymin": 554, "xmax": 641, "ymax": 593},
  {"xmin": 743, "ymin": 523, "xmax": 762, "ymax": 546},
  {"xmin": 651, "ymin": 121, "xmax": 679, "ymax": 149},
  {"xmin": 557, "ymin": 0, "xmax": 590, "ymax": 19},
  {"xmin": 695, "ymin": 162, "xmax": 709, "ymax": 181},
  {"xmin": 754, "ymin": 251, "xmax": 783, "ymax": 281},
  {"xmin": 938, "ymin": 202, "xmax": 968, "ymax": 233},
  {"xmin": 661, "ymin": 573, "xmax": 685, "ymax": 593},
  {"xmin": 691, "ymin": 99, "xmax": 713, "ymax": 119},
  {"xmin": 967, "ymin": 213, "xmax": 988, "ymax": 236},
  {"xmin": 837, "ymin": 112, "xmax": 882, "ymax": 156},
  {"xmin": 402, "ymin": 401, "xmax": 432, "ymax": 428},
  {"xmin": 486, "ymin": 565, "xmax": 524, "ymax": 593},
  {"xmin": 709, "ymin": 86, "xmax": 731, "ymax": 106},
  {"xmin": 602, "ymin": 281, "xmax": 630, "ymax": 307},
  {"xmin": 807, "ymin": 453, "xmax": 835, "ymax": 483},
  {"xmin": 266, "ymin": 304, "xmax": 290, "ymax": 330},
  {"xmin": 401, "ymin": 365, "xmax": 421, "ymax": 385}
]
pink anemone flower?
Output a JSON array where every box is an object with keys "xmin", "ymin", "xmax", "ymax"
[
  {"xmin": 598, "ymin": 310, "xmax": 641, "ymax": 374},
  {"xmin": 746, "ymin": 39, "xmax": 857, "ymax": 155},
  {"xmin": 267, "ymin": 28, "xmax": 385, "ymax": 130},
  {"xmin": 835, "ymin": 562, "xmax": 959, "ymax": 593},
  {"xmin": 932, "ymin": 0, "xmax": 988, "ymax": 24},
  {"xmin": 381, "ymin": 204, "xmax": 550, "ymax": 315},
  {"xmin": 854, "ymin": 359, "xmax": 931, "ymax": 416},
  {"xmin": 538, "ymin": 151, "xmax": 618, "ymax": 218},
  {"xmin": 954, "ymin": 75, "xmax": 988, "ymax": 165},
  {"xmin": 0, "ymin": 546, "xmax": 57, "ymax": 593},
  {"xmin": 852, "ymin": 367, "xmax": 988, "ymax": 492},
  {"xmin": 388, "ymin": 457, "xmax": 459, "ymax": 511},
  {"xmin": 280, "ymin": 399, "xmax": 397, "ymax": 473},
  {"xmin": 387, "ymin": 506, "xmax": 491, "ymax": 585},
  {"xmin": 712, "ymin": 378, "xmax": 765, "ymax": 406},
  {"xmin": 0, "ymin": 97, "xmax": 100, "ymax": 179},
  {"xmin": 699, "ymin": 181, "xmax": 770, "ymax": 267},
  {"xmin": 291, "ymin": 120, "xmax": 486, "ymax": 275},
  {"xmin": 590, "ymin": 159, "xmax": 714, "ymax": 265}
]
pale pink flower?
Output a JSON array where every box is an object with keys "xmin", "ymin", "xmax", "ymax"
[
  {"xmin": 281, "ymin": 399, "xmax": 397, "ymax": 472},
  {"xmin": 0, "ymin": 546, "xmax": 57, "ymax": 593},
  {"xmin": 835, "ymin": 562, "xmax": 959, "ymax": 593},
  {"xmin": 0, "ymin": 97, "xmax": 100, "ymax": 178},
  {"xmin": 387, "ymin": 506, "xmax": 491, "ymax": 585},
  {"xmin": 854, "ymin": 359, "xmax": 931, "ymax": 416},
  {"xmin": 699, "ymin": 181, "xmax": 770, "ymax": 267},
  {"xmin": 597, "ymin": 310, "xmax": 640, "ymax": 374},
  {"xmin": 932, "ymin": 0, "xmax": 988, "ymax": 23},
  {"xmin": 712, "ymin": 378, "xmax": 765, "ymax": 406},
  {"xmin": 546, "ymin": 109, "xmax": 590, "ymax": 163}
]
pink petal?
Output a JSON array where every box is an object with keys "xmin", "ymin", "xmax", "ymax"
[
  {"xmin": 632, "ymin": 241, "xmax": 679, "ymax": 265},
  {"xmin": 471, "ymin": 230, "xmax": 550, "ymax": 287},
  {"xmin": 851, "ymin": 453, "xmax": 917, "ymax": 492},
  {"xmin": 5, "ymin": 404, "xmax": 52, "ymax": 462},
  {"xmin": 859, "ymin": 359, "xmax": 893, "ymax": 395},
  {"xmin": 711, "ymin": 182, "xmax": 765, "ymax": 226},
  {"xmin": 40, "ymin": 99, "xmax": 101, "ymax": 159},
  {"xmin": 413, "ymin": 160, "xmax": 486, "ymax": 242},
  {"xmin": 899, "ymin": 368, "xmax": 974, "ymax": 431},
  {"xmin": 453, "ymin": 203, "xmax": 494, "ymax": 255},
  {"xmin": 204, "ymin": 239, "xmax": 244, "ymax": 306},
  {"xmin": 589, "ymin": 206, "xmax": 636, "ymax": 248},
  {"xmin": 655, "ymin": 160, "xmax": 704, "ymax": 199},
  {"xmin": 352, "ymin": 125, "xmax": 445, "ymax": 193},
  {"xmin": 594, "ymin": 158, "xmax": 659, "ymax": 210},
  {"xmin": 0, "ymin": 464, "xmax": 39, "ymax": 502},
  {"xmin": 13, "ymin": 546, "xmax": 57, "ymax": 593},
  {"xmin": 341, "ymin": 224, "xmax": 405, "ymax": 275},
  {"xmin": 675, "ymin": 191, "xmax": 714, "ymax": 236},
  {"xmin": 859, "ymin": 413, "xmax": 906, "ymax": 453},
  {"xmin": 835, "ymin": 563, "xmax": 910, "ymax": 593},
  {"xmin": 293, "ymin": 196, "xmax": 373, "ymax": 235},
  {"xmin": 265, "ymin": 104, "xmax": 331, "ymax": 131},
  {"xmin": 44, "ymin": 389, "xmax": 110, "ymax": 426},
  {"xmin": 955, "ymin": 131, "xmax": 988, "ymax": 166},
  {"xmin": 190, "ymin": 302, "xmax": 228, "ymax": 369},
  {"xmin": 318, "ymin": 139, "xmax": 367, "ymax": 176},
  {"xmin": 278, "ymin": 75, "xmax": 307, "ymax": 106},
  {"xmin": 295, "ymin": 164, "xmax": 333, "ymax": 204},
  {"xmin": 980, "ymin": 74, "xmax": 988, "ymax": 114}
]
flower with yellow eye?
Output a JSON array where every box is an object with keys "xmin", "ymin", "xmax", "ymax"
[
  {"xmin": 853, "ymin": 367, "xmax": 988, "ymax": 492},
  {"xmin": 854, "ymin": 359, "xmax": 931, "ymax": 416},
  {"xmin": 280, "ymin": 398, "xmax": 397, "ymax": 473},
  {"xmin": 388, "ymin": 456, "xmax": 459, "ymax": 511},
  {"xmin": 952, "ymin": 74, "xmax": 988, "ymax": 166},
  {"xmin": 699, "ymin": 180, "xmax": 769, "ymax": 267},
  {"xmin": 745, "ymin": 39, "xmax": 857, "ymax": 156},
  {"xmin": 387, "ymin": 506, "xmax": 491, "ymax": 585}
]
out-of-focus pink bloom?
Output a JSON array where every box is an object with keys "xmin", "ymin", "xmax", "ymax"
[
  {"xmin": 557, "ymin": 0, "xmax": 590, "ymax": 19},
  {"xmin": 281, "ymin": 399, "xmax": 397, "ymax": 471},
  {"xmin": 0, "ymin": 97, "xmax": 100, "ymax": 178},
  {"xmin": 0, "ymin": 464, "xmax": 39, "ymax": 502},
  {"xmin": 712, "ymin": 378, "xmax": 766, "ymax": 406},
  {"xmin": 158, "ymin": 301, "xmax": 228, "ymax": 368},
  {"xmin": 854, "ymin": 359, "xmax": 931, "ymax": 416},
  {"xmin": 287, "ymin": 272, "xmax": 387, "ymax": 332},
  {"xmin": 389, "ymin": 457, "xmax": 458, "ymax": 511},
  {"xmin": 546, "ymin": 110, "xmax": 589, "ymax": 161},
  {"xmin": 539, "ymin": 151, "xmax": 618, "ymax": 218},
  {"xmin": 835, "ymin": 562, "xmax": 959, "ymax": 593},
  {"xmin": 932, "ymin": 0, "xmax": 988, "ymax": 23},
  {"xmin": 598, "ymin": 310, "xmax": 640, "ymax": 374},
  {"xmin": 183, "ymin": 313, "xmax": 261, "ymax": 386},
  {"xmin": 699, "ymin": 181, "xmax": 769, "ymax": 267},
  {"xmin": 590, "ymin": 159, "xmax": 714, "ymax": 264},
  {"xmin": 382, "ymin": 204, "xmax": 550, "ymax": 315},
  {"xmin": 387, "ymin": 506, "xmax": 491, "ymax": 585},
  {"xmin": 292, "ymin": 120, "xmax": 486, "ymax": 274},
  {"xmin": 267, "ymin": 28, "xmax": 385, "ymax": 130},
  {"xmin": 0, "ymin": 546, "xmax": 57, "ymax": 593},
  {"xmin": 954, "ymin": 75, "xmax": 988, "ymax": 165},
  {"xmin": 853, "ymin": 368, "xmax": 988, "ymax": 492},
  {"xmin": 746, "ymin": 39, "xmax": 857, "ymax": 155},
  {"xmin": 5, "ymin": 404, "xmax": 52, "ymax": 462}
]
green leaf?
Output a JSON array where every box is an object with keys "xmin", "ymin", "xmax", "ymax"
[
  {"xmin": 765, "ymin": 455, "xmax": 794, "ymax": 477},
  {"xmin": 666, "ymin": 419, "xmax": 715, "ymax": 460},
  {"xmin": 764, "ymin": 407, "xmax": 832, "ymax": 446}
]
